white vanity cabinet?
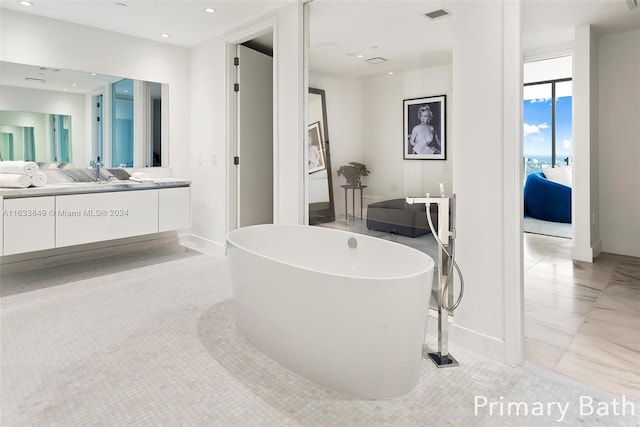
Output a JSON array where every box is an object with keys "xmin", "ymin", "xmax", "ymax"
[
  {"xmin": 0, "ymin": 197, "xmax": 3, "ymax": 256},
  {"xmin": 3, "ymin": 196, "xmax": 56, "ymax": 255},
  {"xmin": 1, "ymin": 184, "xmax": 190, "ymax": 256},
  {"xmin": 56, "ymin": 189, "xmax": 159, "ymax": 248},
  {"xmin": 159, "ymin": 186, "xmax": 191, "ymax": 232}
]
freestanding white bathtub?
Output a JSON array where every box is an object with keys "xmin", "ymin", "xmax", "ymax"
[{"xmin": 226, "ymin": 224, "xmax": 434, "ymax": 399}]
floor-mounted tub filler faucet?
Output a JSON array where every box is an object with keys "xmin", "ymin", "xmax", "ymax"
[{"xmin": 406, "ymin": 184, "xmax": 465, "ymax": 368}]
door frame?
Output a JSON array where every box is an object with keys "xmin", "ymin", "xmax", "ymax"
[{"xmin": 225, "ymin": 18, "xmax": 278, "ymax": 232}]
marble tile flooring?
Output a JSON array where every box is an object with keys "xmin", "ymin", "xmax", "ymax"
[
  {"xmin": 523, "ymin": 233, "xmax": 640, "ymax": 400},
  {"xmin": 1, "ymin": 241, "xmax": 638, "ymax": 426}
]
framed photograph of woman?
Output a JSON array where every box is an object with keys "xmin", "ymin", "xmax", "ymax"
[
  {"xmin": 308, "ymin": 121, "xmax": 326, "ymax": 173},
  {"xmin": 403, "ymin": 95, "xmax": 446, "ymax": 160}
]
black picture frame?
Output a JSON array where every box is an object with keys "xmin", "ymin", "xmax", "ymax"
[{"xmin": 403, "ymin": 95, "xmax": 446, "ymax": 160}]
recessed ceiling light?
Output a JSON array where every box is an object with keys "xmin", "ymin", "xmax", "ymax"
[
  {"xmin": 19, "ymin": 1, "xmax": 32, "ymax": 6},
  {"xmin": 388, "ymin": 72, "xmax": 394, "ymax": 75},
  {"xmin": 160, "ymin": 33, "xmax": 171, "ymax": 38},
  {"xmin": 356, "ymin": 54, "xmax": 364, "ymax": 58},
  {"xmin": 72, "ymin": 83, "xmax": 77, "ymax": 87},
  {"xmin": 90, "ymin": 73, "xmax": 97, "ymax": 76},
  {"xmin": 205, "ymin": 7, "xmax": 215, "ymax": 13}
]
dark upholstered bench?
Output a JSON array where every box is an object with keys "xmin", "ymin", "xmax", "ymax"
[{"xmin": 366, "ymin": 198, "xmax": 438, "ymax": 237}]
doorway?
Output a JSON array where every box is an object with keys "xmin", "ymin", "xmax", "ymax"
[{"xmin": 230, "ymin": 32, "xmax": 274, "ymax": 229}]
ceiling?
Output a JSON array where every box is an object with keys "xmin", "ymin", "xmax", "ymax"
[
  {"xmin": 1, "ymin": 0, "xmax": 638, "ymax": 80},
  {"xmin": 0, "ymin": 0, "xmax": 294, "ymax": 47}
]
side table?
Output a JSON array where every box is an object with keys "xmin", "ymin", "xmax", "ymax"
[{"xmin": 340, "ymin": 185, "xmax": 367, "ymax": 223}]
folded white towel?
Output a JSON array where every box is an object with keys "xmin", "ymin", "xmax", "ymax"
[
  {"xmin": 0, "ymin": 173, "xmax": 32, "ymax": 188},
  {"xmin": 129, "ymin": 171, "xmax": 154, "ymax": 182},
  {"xmin": 0, "ymin": 160, "xmax": 39, "ymax": 175},
  {"xmin": 132, "ymin": 171, "xmax": 150, "ymax": 180},
  {"xmin": 30, "ymin": 172, "xmax": 48, "ymax": 187}
]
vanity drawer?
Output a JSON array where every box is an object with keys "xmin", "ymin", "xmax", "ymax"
[
  {"xmin": 3, "ymin": 196, "xmax": 56, "ymax": 255},
  {"xmin": 159, "ymin": 187, "xmax": 191, "ymax": 232},
  {"xmin": 55, "ymin": 190, "xmax": 159, "ymax": 247}
]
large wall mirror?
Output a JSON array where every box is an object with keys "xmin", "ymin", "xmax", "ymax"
[
  {"xmin": 0, "ymin": 61, "xmax": 168, "ymax": 168},
  {"xmin": 308, "ymin": 87, "xmax": 335, "ymax": 224},
  {"xmin": 0, "ymin": 111, "xmax": 71, "ymax": 163}
]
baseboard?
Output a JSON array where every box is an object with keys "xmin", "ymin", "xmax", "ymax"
[
  {"xmin": 450, "ymin": 323, "xmax": 507, "ymax": 363},
  {"xmin": 572, "ymin": 243, "xmax": 595, "ymax": 262},
  {"xmin": 0, "ymin": 232, "xmax": 181, "ymax": 275},
  {"xmin": 425, "ymin": 312, "xmax": 507, "ymax": 364},
  {"xmin": 179, "ymin": 234, "xmax": 226, "ymax": 256},
  {"xmin": 600, "ymin": 239, "xmax": 640, "ymax": 258},
  {"xmin": 592, "ymin": 238, "xmax": 602, "ymax": 258}
]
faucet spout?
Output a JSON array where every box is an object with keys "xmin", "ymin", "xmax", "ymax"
[{"xmin": 95, "ymin": 156, "xmax": 102, "ymax": 181}]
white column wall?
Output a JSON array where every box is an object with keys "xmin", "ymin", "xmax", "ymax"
[
  {"xmin": 572, "ymin": 25, "xmax": 600, "ymax": 261},
  {"xmin": 598, "ymin": 29, "xmax": 640, "ymax": 257},
  {"xmin": 451, "ymin": 0, "xmax": 522, "ymax": 363}
]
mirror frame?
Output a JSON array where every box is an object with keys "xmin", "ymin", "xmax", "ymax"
[{"xmin": 308, "ymin": 87, "xmax": 335, "ymax": 224}]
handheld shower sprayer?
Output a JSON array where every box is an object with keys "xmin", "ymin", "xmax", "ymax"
[{"xmin": 406, "ymin": 183, "xmax": 465, "ymax": 367}]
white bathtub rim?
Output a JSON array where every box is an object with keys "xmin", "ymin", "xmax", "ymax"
[{"xmin": 226, "ymin": 224, "xmax": 435, "ymax": 281}]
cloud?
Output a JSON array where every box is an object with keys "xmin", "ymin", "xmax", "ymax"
[
  {"xmin": 523, "ymin": 123, "xmax": 549, "ymax": 136},
  {"xmin": 530, "ymin": 98, "xmax": 550, "ymax": 103},
  {"xmin": 562, "ymin": 139, "xmax": 572, "ymax": 150}
]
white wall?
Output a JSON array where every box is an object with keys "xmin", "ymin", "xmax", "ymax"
[
  {"xmin": 363, "ymin": 66, "xmax": 453, "ymax": 201},
  {"xmin": 0, "ymin": 85, "xmax": 85, "ymax": 164},
  {"xmin": 309, "ymin": 65, "xmax": 453, "ymax": 220},
  {"xmin": 451, "ymin": 0, "xmax": 522, "ymax": 364},
  {"xmin": 189, "ymin": 3, "xmax": 304, "ymax": 248},
  {"xmin": 573, "ymin": 25, "xmax": 601, "ymax": 261},
  {"xmin": 0, "ymin": 9, "xmax": 191, "ymax": 179},
  {"xmin": 598, "ymin": 29, "xmax": 640, "ymax": 257}
]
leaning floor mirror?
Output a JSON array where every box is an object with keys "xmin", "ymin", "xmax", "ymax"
[{"xmin": 308, "ymin": 87, "xmax": 335, "ymax": 224}]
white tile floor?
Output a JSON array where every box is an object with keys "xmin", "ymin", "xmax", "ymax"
[{"xmin": 1, "ymin": 242, "xmax": 638, "ymax": 426}]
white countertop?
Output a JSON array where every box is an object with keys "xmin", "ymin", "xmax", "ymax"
[{"xmin": 0, "ymin": 178, "xmax": 191, "ymax": 198}]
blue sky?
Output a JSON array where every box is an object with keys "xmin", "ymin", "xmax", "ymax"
[{"xmin": 523, "ymin": 95, "xmax": 572, "ymax": 161}]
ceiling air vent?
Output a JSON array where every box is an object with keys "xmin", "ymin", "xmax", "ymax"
[
  {"xmin": 425, "ymin": 9, "xmax": 450, "ymax": 20},
  {"xmin": 365, "ymin": 57, "xmax": 387, "ymax": 65}
]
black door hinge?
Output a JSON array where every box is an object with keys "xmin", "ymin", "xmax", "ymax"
[
  {"xmin": 234, "ymin": 57, "xmax": 239, "ymax": 66},
  {"xmin": 234, "ymin": 83, "xmax": 240, "ymax": 92},
  {"xmin": 234, "ymin": 156, "xmax": 240, "ymax": 165}
]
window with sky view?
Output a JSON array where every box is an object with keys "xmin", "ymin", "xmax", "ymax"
[{"xmin": 523, "ymin": 57, "xmax": 573, "ymax": 177}]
